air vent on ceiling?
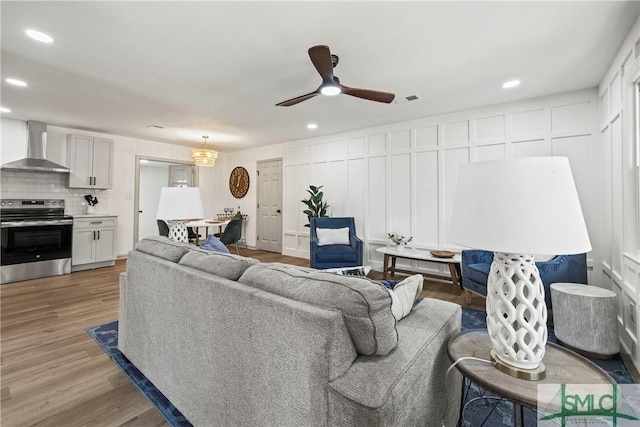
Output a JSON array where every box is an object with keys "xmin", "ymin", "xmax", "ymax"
[
  {"xmin": 394, "ymin": 94, "xmax": 422, "ymax": 104},
  {"xmin": 146, "ymin": 124, "xmax": 164, "ymax": 129}
]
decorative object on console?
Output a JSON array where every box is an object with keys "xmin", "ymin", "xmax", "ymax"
[
  {"xmin": 430, "ymin": 250, "xmax": 455, "ymax": 258},
  {"xmin": 84, "ymin": 194, "xmax": 98, "ymax": 214},
  {"xmin": 388, "ymin": 232, "xmax": 412, "ymax": 252},
  {"xmin": 301, "ymin": 185, "xmax": 329, "ymax": 227},
  {"xmin": 156, "ymin": 187, "xmax": 204, "ymax": 243},
  {"xmin": 450, "ymin": 157, "xmax": 591, "ymax": 380},
  {"xmin": 229, "ymin": 167, "xmax": 250, "ymax": 198},
  {"xmin": 192, "ymin": 135, "xmax": 218, "ymax": 167}
]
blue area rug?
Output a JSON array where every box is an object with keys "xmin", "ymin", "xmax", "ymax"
[
  {"xmin": 88, "ymin": 308, "xmax": 636, "ymax": 427},
  {"xmin": 460, "ymin": 307, "xmax": 636, "ymax": 426}
]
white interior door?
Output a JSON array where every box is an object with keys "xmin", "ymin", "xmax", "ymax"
[{"xmin": 256, "ymin": 159, "xmax": 283, "ymax": 253}]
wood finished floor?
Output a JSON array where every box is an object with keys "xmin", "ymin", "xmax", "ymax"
[{"xmin": 0, "ymin": 248, "xmax": 556, "ymax": 425}]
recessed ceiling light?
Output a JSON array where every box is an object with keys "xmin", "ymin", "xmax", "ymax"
[
  {"xmin": 6, "ymin": 78, "xmax": 27, "ymax": 87},
  {"xmin": 25, "ymin": 29, "xmax": 54, "ymax": 44},
  {"xmin": 307, "ymin": 123, "xmax": 318, "ymax": 130},
  {"xmin": 0, "ymin": 107, "xmax": 11, "ymax": 113},
  {"xmin": 502, "ymin": 80, "xmax": 521, "ymax": 89}
]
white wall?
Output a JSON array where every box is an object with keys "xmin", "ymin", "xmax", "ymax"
[
  {"xmin": 598, "ymin": 15, "xmax": 640, "ymax": 370},
  {"xmin": 208, "ymin": 89, "xmax": 600, "ymax": 282}
]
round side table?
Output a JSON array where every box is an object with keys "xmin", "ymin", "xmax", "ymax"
[
  {"xmin": 448, "ymin": 330, "xmax": 613, "ymax": 426},
  {"xmin": 550, "ymin": 283, "xmax": 619, "ymax": 359}
]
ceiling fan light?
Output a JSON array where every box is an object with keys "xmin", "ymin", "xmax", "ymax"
[{"xmin": 320, "ymin": 84, "xmax": 341, "ymax": 96}]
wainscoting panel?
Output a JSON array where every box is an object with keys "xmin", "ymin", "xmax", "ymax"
[
  {"xmin": 442, "ymin": 147, "xmax": 469, "ymax": 247},
  {"xmin": 416, "ymin": 125, "xmax": 438, "ymax": 150},
  {"xmin": 512, "ymin": 139, "xmax": 551, "ymax": 157},
  {"xmin": 475, "ymin": 143, "xmax": 505, "ymax": 162},
  {"xmin": 326, "ymin": 160, "xmax": 347, "ymax": 217},
  {"xmin": 367, "ymin": 156, "xmax": 387, "ymax": 241},
  {"xmin": 390, "ymin": 129, "xmax": 411, "ymax": 153},
  {"xmin": 347, "ymin": 158, "xmax": 366, "ymax": 235},
  {"xmin": 327, "ymin": 139, "xmax": 347, "ymax": 160},
  {"xmin": 368, "ymin": 133, "xmax": 387, "ymax": 155},
  {"xmin": 511, "ymin": 108, "xmax": 545, "ymax": 140},
  {"xmin": 474, "ymin": 115, "xmax": 505, "ymax": 144},
  {"xmin": 389, "ymin": 153, "xmax": 411, "ymax": 235},
  {"xmin": 348, "ymin": 137, "xmax": 365, "ymax": 158},
  {"xmin": 283, "ymin": 165, "xmax": 297, "ymax": 234},
  {"xmin": 551, "ymin": 101, "xmax": 592, "ymax": 134},
  {"xmin": 443, "ymin": 120, "xmax": 469, "ymax": 145},
  {"xmin": 415, "ymin": 151, "xmax": 439, "ymax": 247}
]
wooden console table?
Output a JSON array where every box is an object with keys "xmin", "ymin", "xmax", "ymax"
[{"xmin": 375, "ymin": 246, "xmax": 462, "ymax": 289}]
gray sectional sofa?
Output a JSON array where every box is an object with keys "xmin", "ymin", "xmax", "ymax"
[{"xmin": 119, "ymin": 236, "xmax": 462, "ymax": 426}]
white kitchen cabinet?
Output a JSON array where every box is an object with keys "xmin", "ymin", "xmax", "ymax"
[
  {"xmin": 72, "ymin": 216, "xmax": 117, "ymax": 271},
  {"xmin": 67, "ymin": 134, "xmax": 113, "ymax": 189}
]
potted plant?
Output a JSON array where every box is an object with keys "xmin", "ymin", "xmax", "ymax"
[
  {"xmin": 301, "ymin": 185, "xmax": 329, "ymax": 227},
  {"xmin": 388, "ymin": 232, "xmax": 413, "ymax": 252}
]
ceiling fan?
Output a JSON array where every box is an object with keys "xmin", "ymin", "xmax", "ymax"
[{"xmin": 275, "ymin": 45, "xmax": 395, "ymax": 107}]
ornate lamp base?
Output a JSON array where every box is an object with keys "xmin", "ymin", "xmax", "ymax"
[
  {"xmin": 167, "ymin": 220, "xmax": 189, "ymax": 243},
  {"xmin": 486, "ymin": 252, "xmax": 548, "ymax": 379}
]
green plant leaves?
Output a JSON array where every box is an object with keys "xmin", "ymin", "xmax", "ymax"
[{"xmin": 301, "ymin": 184, "xmax": 330, "ymax": 227}]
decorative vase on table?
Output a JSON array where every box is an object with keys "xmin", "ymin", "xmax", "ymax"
[{"xmin": 388, "ymin": 232, "xmax": 412, "ymax": 253}]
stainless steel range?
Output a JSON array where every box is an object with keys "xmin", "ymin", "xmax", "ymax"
[{"xmin": 1, "ymin": 199, "xmax": 73, "ymax": 284}]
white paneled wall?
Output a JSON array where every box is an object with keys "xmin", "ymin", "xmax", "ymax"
[
  {"xmin": 274, "ymin": 89, "xmax": 600, "ymax": 279},
  {"xmin": 598, "ymin": 15, "xmax": 640, "ymax": 370}
]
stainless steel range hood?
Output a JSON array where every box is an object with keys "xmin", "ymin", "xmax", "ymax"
[{"xmin": 1, "ymin": 121, "xmax": 71, "ymax": 173}]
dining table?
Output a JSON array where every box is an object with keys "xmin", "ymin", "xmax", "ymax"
[{"xmin": 185, "ymin": 219, "xmax": 231, "ymax": 245}]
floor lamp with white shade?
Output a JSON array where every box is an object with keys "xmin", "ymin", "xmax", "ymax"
[
  {"xmin": 449, "ymin": 157, "xmax": 591, "ymax": 380},
  {"xmin": 156, "ymin": 187, "xmax": 204, "ymax": 243}
]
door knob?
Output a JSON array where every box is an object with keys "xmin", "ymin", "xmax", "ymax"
[
  {"xmin": 139, "ymin": 210, "xmax": 143, "ymax": 213},
  {"xmin": 276, "ymin": 209, "xmax": 281, "ymax": 214}
]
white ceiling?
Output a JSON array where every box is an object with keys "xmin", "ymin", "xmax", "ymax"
[{"xmin": 1, "ymin": 1, "xmax": 639, "ymax": 152}]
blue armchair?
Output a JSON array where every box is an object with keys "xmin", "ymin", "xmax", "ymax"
[
  {"xmin": 461, "ymin": 250, "xmax": 588, "ymax": 311},
  {"xmin": 310, "ymin": 217, "xmax": 363, "ymax": 269}
]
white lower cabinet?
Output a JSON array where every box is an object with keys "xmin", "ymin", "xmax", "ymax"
[{"xmin": 72, "ymin": 216, "xmax": 117, "ymax": 271}]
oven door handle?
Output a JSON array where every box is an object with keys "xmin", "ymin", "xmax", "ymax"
[{"xmin": 1, "ymin": 219, "xmax": 74, "ymax": 228}]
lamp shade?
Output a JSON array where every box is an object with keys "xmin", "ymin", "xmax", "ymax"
[
  {"xmin": 156, "ymin": 187, "xmax": 204, "ymax": 220},
  {"xmin": 449, "ymin": 157, "xmax": 591, "ymax": 255}
]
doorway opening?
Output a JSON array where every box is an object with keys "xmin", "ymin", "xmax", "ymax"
[{"xmin": 133, "ymin": 156, "xmax": 198, "ymax": 247}]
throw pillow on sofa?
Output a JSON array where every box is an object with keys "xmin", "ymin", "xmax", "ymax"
[
  {"xmin": 238, "ymin": 263, "xmax": 397, "ymax": 356},
  {"xmin": 200, "ymin": 235, "xmax": 230, "ymax": 253}
]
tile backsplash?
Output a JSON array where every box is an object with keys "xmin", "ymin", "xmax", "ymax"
[{"xmin": 0, "ymin": 170, "xmax": 109, "ymax": 215}]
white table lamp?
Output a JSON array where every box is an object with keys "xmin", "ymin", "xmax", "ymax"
[
  {"xmin": 156, "ymin": 187, "xmax": 205, "ymax": 242},
  {"xmin": 450, "ymin": 157, "xmax": 591, "ymax": 380}
]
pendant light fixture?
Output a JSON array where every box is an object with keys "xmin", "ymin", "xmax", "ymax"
[{"xmin": 192, "ymin": 135, "xmax": 218, "ymax": 167}]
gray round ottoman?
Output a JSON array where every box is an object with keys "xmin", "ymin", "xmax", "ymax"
[{"xmin": 550, "ymin": 283, "xmax": 619, "ymax": 359}]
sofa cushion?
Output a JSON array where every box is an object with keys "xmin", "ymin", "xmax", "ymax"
[
  {"xmin": 316, "ymin": 245, "xmax": 359, "ymax": 263},
  {"xmin": 179, "ymin": 250, "xmax": 259, "ymax": 281},
  {"xmin": 134, "ymin": 236, "xmax": 197, "ymax": 263},
  {"xmin": 238, "ymin": 264, "xmax": 397, "ymax": 356}
]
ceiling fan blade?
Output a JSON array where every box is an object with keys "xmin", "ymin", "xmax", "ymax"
[
  {"xmin": 341, "ymin": 85, "xmax": 395, "ymax": 104},
  {"xmin": 308, "ymin": 45, "xmax": 334, "ymax": 82},
  {"xmin": 275, "ymin": 90, "xmax": 319, "ymax": 107}
]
